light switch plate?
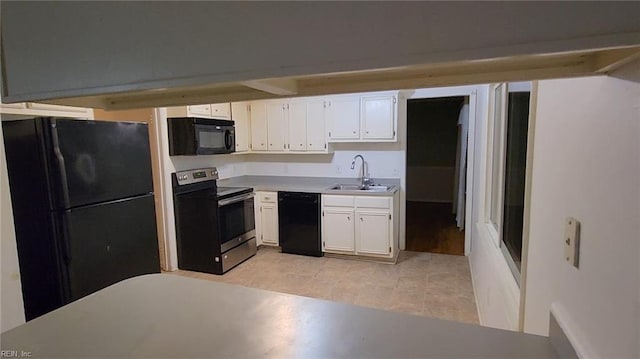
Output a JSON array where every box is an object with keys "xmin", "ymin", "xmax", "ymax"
[{"xmin": 564, "ymin": 217, "xmax": 580, "ymax": 268}]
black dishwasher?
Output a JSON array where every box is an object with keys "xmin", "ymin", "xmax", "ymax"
[{"xmin": 278, "ymin": 192, "xmax": 323, "ymax": 257}]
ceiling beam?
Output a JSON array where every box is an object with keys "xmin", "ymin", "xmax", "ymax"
[
  {"xmin": 591, "ymin": 47, "xmax": 640, "ymax": 73},
  {"xmin": 241, "ymin": 79, "xmax": 299, "ymax": 96},
  {"xmin": 35, "ymin": 46, "xmax": 640, "ymax": 110}
]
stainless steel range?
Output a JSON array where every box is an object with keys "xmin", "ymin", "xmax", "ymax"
[{"xmin": 172, "ymin": 167, "xmax": 256, "ymax": 274}]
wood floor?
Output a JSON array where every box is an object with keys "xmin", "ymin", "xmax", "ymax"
[
  {"xmin": 173, "ymin": 246, "xmax": 479, "ymax": 325},
  {"xmin": 406, "ymin": 201, "xmax": 465, "ymax": 255}
]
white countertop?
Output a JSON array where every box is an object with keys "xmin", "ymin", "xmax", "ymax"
[
  {"xmin": 218, "ymin": 175, "xmax": 400, "ymax": 196},
  {"xmin": 1, "ymin": 274, "xmax": 557, "ymax": 358}
]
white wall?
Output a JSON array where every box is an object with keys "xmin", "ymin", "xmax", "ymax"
[
  {"xmin": 464, "ymin": 85, "xmax": 522, "ymax": 331},
  {"xmin": 2, "ymin": 2, "xmax": 640, "ymax": 102},
  {"xmin": 0, "ymin": 119, "xmax": 26, "ymax": 332},
  {"xmin": 242, "ymin": 145, "xmax": 403, "ymax": 179},
  {"xmin": 523, "ymin": 69, "xmax": 640, "ymax": 357}
]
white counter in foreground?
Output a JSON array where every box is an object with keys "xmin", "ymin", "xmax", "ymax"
[{"xmin": 1, "ymin": 274, "xmax": 557, "ymax": 358}]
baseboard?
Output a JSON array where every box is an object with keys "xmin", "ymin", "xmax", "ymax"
[
  {"xmin": 550, "ymin": 303, "xmax": 595, "ymax": 358},
  {"xmin": 406, "ymin": 198, "xmax": 453, "ymax": 204}
]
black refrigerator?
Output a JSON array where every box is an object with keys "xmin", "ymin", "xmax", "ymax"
[{"xmin": 2, "ymin": 117, "xmax": 160, "ymax": 321}]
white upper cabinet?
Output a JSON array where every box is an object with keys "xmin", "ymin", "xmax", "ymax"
[
  {"xmin": 187, "ymin": 104, "xmax": 212, "ymax": 117},
  {"xmin": 288, "ymin": 101, "xmax": 307, "ymax": 151},
  {"xmin": 26, "ymin": 103, "xmax": 90, "ymax": 114},
  {"xmin": 244, "ymin": 98, "xmax": 328, "ymax": 154},
  {"xmin": 361, "ymin": 95, "xmax": 396, "ymax": 140},
  {"xmin": 210, "ymin": 103, "xmax": 231, "ymax": 119},
  {"xmin": 266, "ymin": 102, "xmax": 287, "ymax": 151},
  {"xmin": 167, "ymin": 103, "xmax": 231, "ymax": 119},
  {"xmin": 288, "ymin": 99, "xmax": 327, "ymax": 152},
  {"xmin": 231, "ymin": 102, "xmax": 251, "ymax": 152},
  {"xmin": 327, "ymin": 91, "xmax": 397, "ymax": 143},
  {"xmin": 306, "ymin": 100, "xmax": 327, "ymax": 152},
  {"xmin": 326, "ymin": 95, "xmax": 360, "ymax": 140},
  {"xmin": 232, "ymin": 91, "xmax": 396, "ymax": 155},
  {"xmin": 0, "ymin": 101, "xmax": 93, "ymax": 119},
  {"xmin": 250, "ymin": 102, "xmax": 268, "ymax": 151}
]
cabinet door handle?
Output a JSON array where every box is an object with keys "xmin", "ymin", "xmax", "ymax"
[
  {"xmin": 347, "ymin": 216, "xmax": 350, "ymax": 221},
  {"xmin": 360, "ymin": 217, "xmax": 363, "ymax": 222}
]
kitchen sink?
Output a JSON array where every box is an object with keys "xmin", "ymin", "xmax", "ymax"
[
  {"xmin": 328, "ymin": 184, "xmax": 395, "ymax": 192},
  {"xmin": 331, "ymin": 184, "xmax": 364, "ymax": 191}
]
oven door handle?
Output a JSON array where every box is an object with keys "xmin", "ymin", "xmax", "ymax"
[{"xmin": 218, "ymin": 192, "xmax": 255, "ymax": 207}]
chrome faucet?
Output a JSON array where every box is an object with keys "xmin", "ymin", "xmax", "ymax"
[{"xmin": 351, "ymin": 155, "xmax": 372, "ymax": 188}]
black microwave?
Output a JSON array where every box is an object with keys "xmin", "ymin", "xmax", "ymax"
[{"xmin": 168, "ymin": 117, "xmax": 235, "ymax": 156}]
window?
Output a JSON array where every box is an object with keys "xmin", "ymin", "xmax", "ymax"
[
  {"xmin": 485, "ymin": 82, "xmax": 531, "ymax": 285},
  {"xmin": 486, "ymin": 83, "xmax": 507, "ymax": 243}
]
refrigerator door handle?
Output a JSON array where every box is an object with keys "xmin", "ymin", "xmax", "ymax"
[
  {"xmin": 50, "ymin": 122, "xmax": 71, "ymax": 209},
  {"xmin": 60, "ymin": 211, "xmax": 73, "ymax": 264}
]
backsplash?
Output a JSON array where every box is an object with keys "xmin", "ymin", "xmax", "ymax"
[
  {"xmin": 169, "ymin": 154, "xmax": 242, "ymax": 179},
  {"xmin": 242, "ymin": 149, "xmax": 404, "ymax": 179},
  {"xmin": 168, "ymin": 149, "xmax": 404, "ymax": 180}
]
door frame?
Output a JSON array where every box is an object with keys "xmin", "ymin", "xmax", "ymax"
[{"xmin": 401, "ymin": 86, "xmax": 479, "ymax": 255}]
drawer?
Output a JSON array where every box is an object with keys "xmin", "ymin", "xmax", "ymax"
[
  {"xmin": 322, "ymin": 195, "xmax": 355, "ymax": 207},
  {"xmin": 355, "ymin": 196, "xmax": 391, "ymax": 209},
  {"xmin": 259, "ymin": 192, "xmax": 278, "ymax": 203}
]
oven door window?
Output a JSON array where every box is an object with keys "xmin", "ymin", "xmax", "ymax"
[
  {"xmin": 196, "ymin": 126, "xmax": 225, "ymax": 150},
  {"xmin": 219, "ymin": 197, "xmax": 255, "ymax": 245}
]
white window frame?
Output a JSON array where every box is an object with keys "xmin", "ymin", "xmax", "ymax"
[
  {"xmin": 485, "ymin": 82, "xmax": 533, "ymax": 286},
  {"xmin": 485, "ymin": 83, "xmax": 508, "ymax": 249}
]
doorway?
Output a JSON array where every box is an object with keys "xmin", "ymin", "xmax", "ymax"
[{"xmin": 405, "ymin": 96, "xmax": 468, "ymax": 255}]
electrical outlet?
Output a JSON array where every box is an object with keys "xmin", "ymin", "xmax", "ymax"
[{"xmin": 564, "ymin": 217, "xmax": 581, "ymax": 268}]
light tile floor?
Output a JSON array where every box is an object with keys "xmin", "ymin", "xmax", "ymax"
[{"xmin": 172, "ymin": 246, "xmax": 479, "ymax": 325}]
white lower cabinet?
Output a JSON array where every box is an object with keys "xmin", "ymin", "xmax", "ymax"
[
  {"xmin": 356, "ymin": 211, "xmax": 391, "ymax": 255},
  {"xmin": 321, "ymin": 194, "xmax": 397, "ymax": 259},
  {"xmin": 322, "ymin": 208, "xmax": 355, "ymax": 253},
  {"xmin": 255, "ymin": 192, "xmax": 279, "ymax": 246}
]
